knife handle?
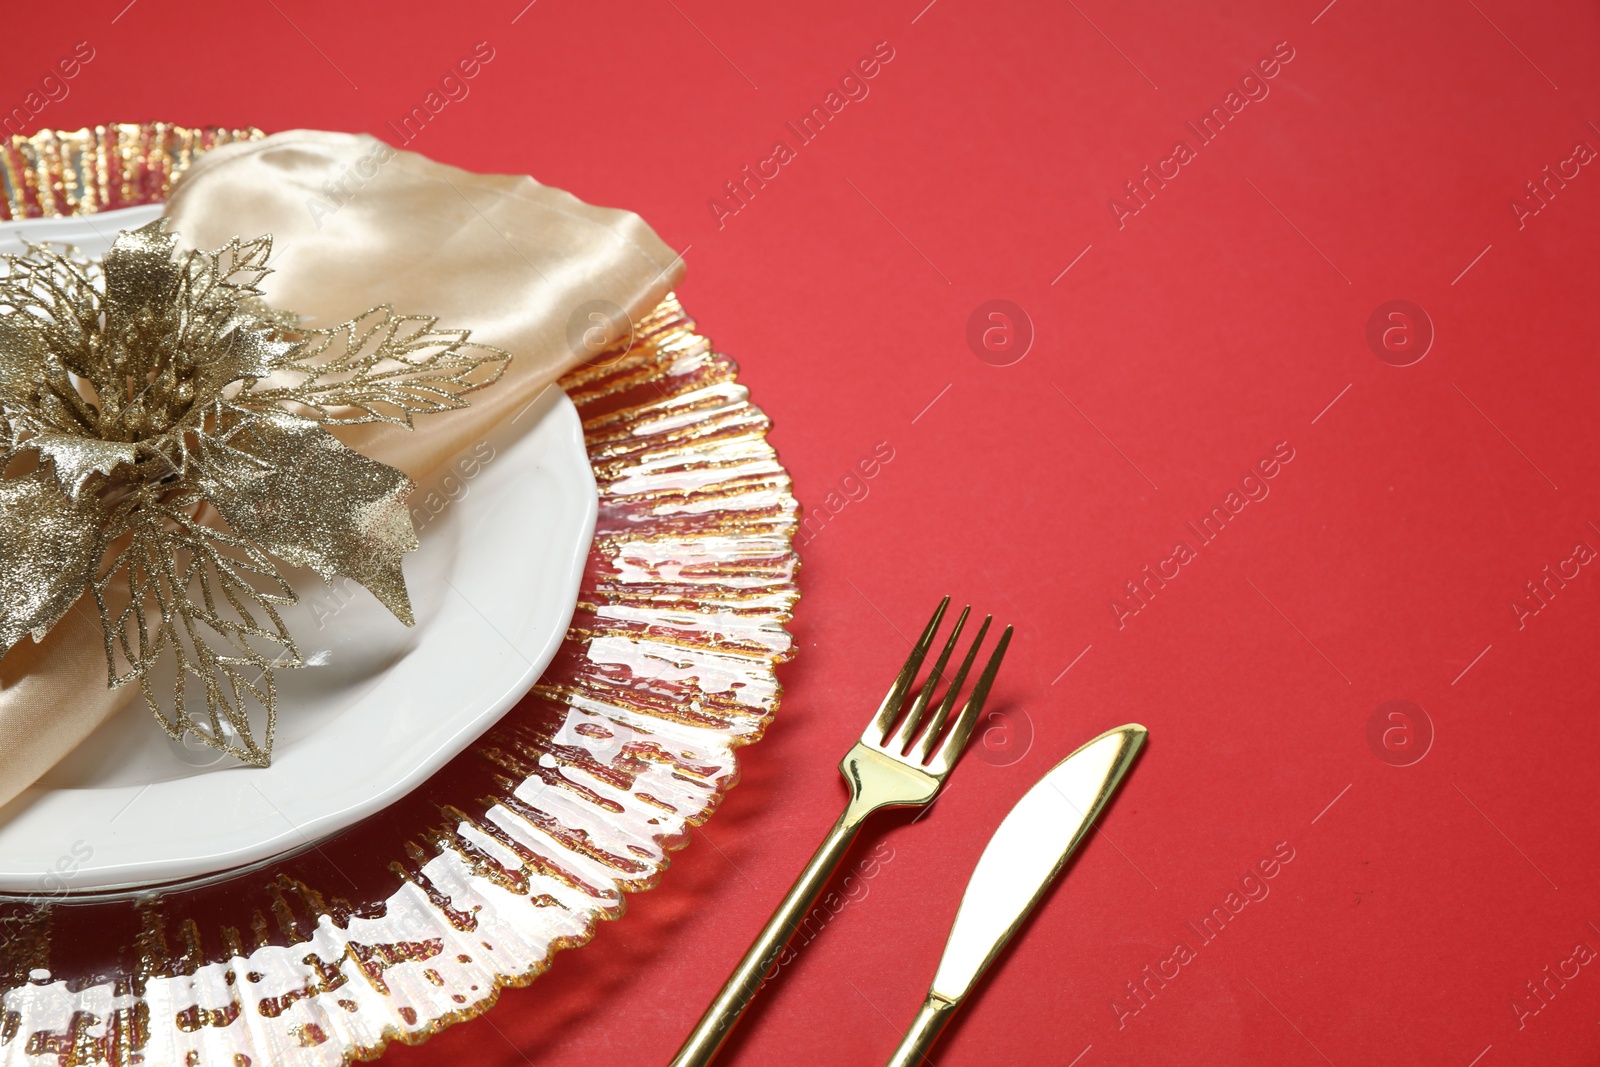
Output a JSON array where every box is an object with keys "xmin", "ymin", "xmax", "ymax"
[
  {"xmin": 884, "ymin": 992, "xmax": 960, "ymax": 1067},
  {"xmin": 670, "ymin": 810, "xmax": 864, "ymax": 1066}
]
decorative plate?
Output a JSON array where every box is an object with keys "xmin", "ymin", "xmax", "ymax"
[
  {"xmin": 0, "ymin": 198, "xmax": 600, "ymax": 888},
  {"xmin": 0, "ymin": 124, "xmax": 799, "ymax": 1066}
]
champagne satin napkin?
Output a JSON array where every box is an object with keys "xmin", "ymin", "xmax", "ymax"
[{"xmin": 0, "ymin": 129, "xmax": 684, "ymax": 809}]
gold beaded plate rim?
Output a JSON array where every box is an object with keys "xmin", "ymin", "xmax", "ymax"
[{"xmin": 0, "ymin": 124, "xmax": 800, "ymax": 1067}]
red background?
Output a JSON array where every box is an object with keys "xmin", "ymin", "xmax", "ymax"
[{"xmin": 10, "ymin": 0, "xmax": 1600, "ymax": 1063}]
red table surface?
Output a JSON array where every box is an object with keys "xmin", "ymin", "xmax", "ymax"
[{"xmin": 10, "ymin": 1, "xmax": 1600, "ymax": 1063}]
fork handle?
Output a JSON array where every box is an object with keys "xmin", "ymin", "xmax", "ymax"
[{"xmin": 670, "ymin": 808, "xmax": 865, "ymax": 1066}]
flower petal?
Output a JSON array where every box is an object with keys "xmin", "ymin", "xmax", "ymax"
[
  {"xmin": 193, "ymin": 320, "xmax": 299, "ymax": 398},
  {"xmin": 100, "ymin": 220, "xmax": 185, "ymax": 381},
  {"xmin": 29, "ymin": 435, "xmax": 139, "ymax": 498},
  {"xmin": 102, "ymin": 220, "xmax": 183, "ymax": 315},
  {"xmin": 197, "ymin": 413, "xmax": 418, "ymax": 625},
  {"xmin": 0, "ymin": 468, "xmax": 102, "ymax": 656},
  {"xmin": 0, "ymin": 317, "xmax": 49, "ymax": 401}
]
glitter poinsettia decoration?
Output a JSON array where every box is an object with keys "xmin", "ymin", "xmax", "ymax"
[{"xmin": 0, "ymin": 220, "xmax": 507, "ymax": 765}]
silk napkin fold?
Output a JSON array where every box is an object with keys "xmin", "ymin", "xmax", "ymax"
[{"xmin": 0, "ymin": 129, "xmax": 683, "ymax": 810}]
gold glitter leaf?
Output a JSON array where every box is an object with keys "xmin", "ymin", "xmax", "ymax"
[
  {"xmin": 241, "ymin": 308, "xmax": 509, "ymax": 427},
  {"xmin": 0, "ymin": 467, "xmax": 102, "ymax": 656},
  {"xmin": 195, "ymin": 412, "xmax": 418, "ymax": 625},
  {"xmin": 0, "ymin": 245, "xmax": 102, "ymax": 386},
  {"xmin": 93, "ymin": 487, "xmax": 298, "ymax": 766}
]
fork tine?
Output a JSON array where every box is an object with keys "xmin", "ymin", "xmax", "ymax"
[
  {"xmin": 931, "ymin": 624, "xmax": 1013, "ymax": 771},
  {"xmin": 865, "ymin": 596, "xmax": 949, "ymax": 741},
  {"xmin": 911, "ymin": 614, "xmax": 990, "ymax": 762},
  {"xmin": 888, "ymin": 605, "xmax": 970, "ymax": 753}
]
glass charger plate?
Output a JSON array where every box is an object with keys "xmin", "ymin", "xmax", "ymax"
[{"xmin": 0, "ymin": 124, "xmax": 799, "ymax": 1066}]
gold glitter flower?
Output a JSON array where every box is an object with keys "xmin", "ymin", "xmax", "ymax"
[{"xmin": 0, "ymin": 220, "xmax": 507, "ymax": 765}]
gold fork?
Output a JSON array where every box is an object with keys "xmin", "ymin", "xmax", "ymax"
[{"xmin": 670, "ymin": 597, "xmax": 1013, "ymax": 1066}]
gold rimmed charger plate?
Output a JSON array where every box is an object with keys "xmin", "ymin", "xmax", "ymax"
[{"xmin": 0, "ymin": 124, "xmax": 799, "ymax": 1066}]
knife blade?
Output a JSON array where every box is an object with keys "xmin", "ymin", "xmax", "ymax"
[{"xmin": 884, "ymin": 723, "xmax": 1147, "ymax": 1067}]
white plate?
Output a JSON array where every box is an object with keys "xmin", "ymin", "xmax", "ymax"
[{"xmin": 0, "ymin": 205, "xmax": 598, "ymax": 892}]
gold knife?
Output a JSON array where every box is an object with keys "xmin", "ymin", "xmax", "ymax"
[{"xmin": 883, "ymin": 724, "xmax": 1147, "ymax": 1066}]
